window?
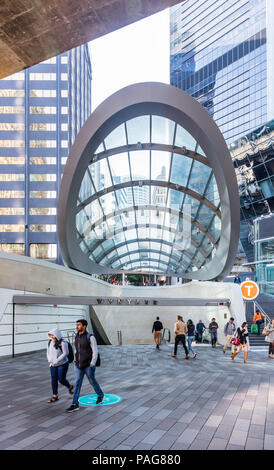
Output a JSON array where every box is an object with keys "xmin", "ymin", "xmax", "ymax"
[
  {"xmin": 61, "ymin": 123, "xmax": 68, "ymax": 131},
  {"xmin": 29, "ymin": 225, "xmax": 56, "ymax": 232},
  {"xmin": 61, "ymin": 56, "xmax": 68, "ymax": 64},
  {"xmin": 0, "ymin": 106, "xmax": 24, "ymax": 114},
  {"xmin": 29, "ymin": 140, "xmax": 56, "ymax": 148},
  {"xmin": 0, "ymin": 174, "xmax": 24, "ymax": 181},
  {"xmin": 29, "ymin": 207, "xmax": 56, "ymax": 215},
  {"xmin": 0, "ymin": 89, "xmax": 24, "ymax": 97},
  {"xmin": 30, "ymin": 243, "xmax": 57, "ymax": 259},
  {"xmin": 0, "ymin": 243, "xmax": 25, "ymax": 255},
  {"xmin": 29, "ymin": 174, "xmax": 56, "ymax": 182},
  {"xmin": 29, "ymin": 191, "xmax": 56, "ymax": 198},
  {"xmin": 29, "ymin": 157, "xmax": 56, "ymax": 165},
  {"xmin": 0, "ymin": 123, "xmax": 24, "ymax": 131},
  {"xmin": 61, "ymin": 73, "xmax": 68, "ymax": 81},
  {"xmin": 61, "ymin": 140, "xmax": 68, "ymax": 148},
  {"xmin": 0, "ymin": 157, "xmax": 25, "ymax": 165},
  {"xmin": 0, "ymin": 224, "xmax": 24, "ymax": 232},
  {"xmin": 61, "ymin": 107, "xmax": 68, "ymax": 114},
  {"xmin": 29, "ymin": 73, "xmax": 56, "ymax": 81},
  {"xmin": 29, "ymin": 106, "xmax": 56, "ymax": 114},
  {"xmin": 0, "ymin": 140, "xmax": 24, "ymax": 147},
  {"xmin": 29, "ymin": 90, "xmax": 56, "ymax": 98},
  {"xmin": 0, "ymin": 191, "xmax": 24, "ymax": 198},
  {"xmin": 4, "ymin": 72, "xmax": 25, "ymax": 80},
  {"xmin": 0, "ymin": 208, "xmax": 25, "ymax": 215},
  {"xmin": 29, "ymin": 123, "xmax": 56, "ymax": 131},
  {"xmin": 61, "ymin": 90, "xmax": 68, "ymax": 98}
]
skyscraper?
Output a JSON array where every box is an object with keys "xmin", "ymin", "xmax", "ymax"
[
  {"xmin": 0, "ymin": 44, "xmax": 92, "ymax": 265},
  {"xmin": 170, "ymin": 0, "xmax": 274, "ymax": 272}
]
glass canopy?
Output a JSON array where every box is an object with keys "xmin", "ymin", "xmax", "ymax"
[{"xmin": 75, "ymin": 114, "xmax": 221, "ymax": 274}]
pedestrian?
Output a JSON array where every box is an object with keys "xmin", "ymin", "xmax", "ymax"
[
  {"xmin": 223, "ymin": 317, "xmax": 236, "ymax": 355},
  {"xmin": 66, "ymin": 319, "xmax": 104, "ymax": 412},
  {"xmin": 47, "ymin": 329, "xmax": 73, "ymax": 403},
  {"xmin": 252, "ymin": 309, "xmax": 266, "ymax": 336},
  {"xmin": 231, "ymin": 322, "xmax": 249, "ymax": 363},
  {"xmin": 172, "ymin": 315, "xmax": 189, "ymax": 359},
  {"xmin": 233, "ymin": 274, "xmax": 241, "ymax": 284},
  {"xmin": 196, "ymin": 320, "xmax": 206, "ymax": 343},
  {"xmin": 152, "ymin": 316, "xmax": 163, "ymax": 350},
  {"xmin": 263, "ymin": 319, "xmax": 274, "ymax": 358},
  {"xmin": 209, "ymin": 318, "xmax": 219, "ymax": 348},
  {"xmin": 186, "ymin": 319, "xmax": 197, "ymax": 358}
]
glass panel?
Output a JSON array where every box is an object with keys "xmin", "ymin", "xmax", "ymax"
[
  {"xmin": 170, "ymin": 154, "xmax": 192, "ymax": 187},
  {"xmin": 188, "ymin": 160, "xmax": 212, "ymax": 194},
  {"xmin": 130, "ymin": 150, "xmax": 149, "ymax": 180},
  {"xmin": 104, "ymin": 123, "xmax": 127, "ymax": 149},
  {"xmin": 108, "ymin": 153, "xmax": 130, "ymax": 183},
  {"xmin": 151, "ymin": 150, "xmax": 171, "ymax": 181},
  {"xmin": 151, "ymin": 116, "xmax": 175, "ymax": 145},
  {"xmin": 133, "ymin": 185, "xmax": 149, "ymax": 205},
  {"xmin": 175, "ymin": 125, "xmax": 197, "ymax": 151},
  {"xmin": 126, "ymin": 115, "xmax": 150, "ymax": 145}
]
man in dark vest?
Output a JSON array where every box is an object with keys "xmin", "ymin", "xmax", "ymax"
[{"xmin": 66, "ymin": 319, "xmax": 104, "ymax": 412}]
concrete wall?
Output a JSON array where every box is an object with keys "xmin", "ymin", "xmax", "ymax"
[
  {"xmin": 93, "ymin": 281, "xmax": 246, "ymax": 346},
  {"xmin": 0, "ymin": 253, "xmax": 246, "ymax": 355}
]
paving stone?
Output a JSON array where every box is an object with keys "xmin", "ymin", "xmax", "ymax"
[
  {"xmin": 207, "ymin": 438, "xmax": 228, "ymax": 450},
  {"xmin": 0, "ymin": 345, "xmax": 274, "ymax": 451}
]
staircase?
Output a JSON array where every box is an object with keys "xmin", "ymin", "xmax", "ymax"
[{"xmin": 245, "ymin": 293, "xmax": 274, "ymax": 347}]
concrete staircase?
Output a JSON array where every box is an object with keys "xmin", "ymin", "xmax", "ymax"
[{"xmin": 245, "ymin": 293, "xmax": 274, "ymax": 347}]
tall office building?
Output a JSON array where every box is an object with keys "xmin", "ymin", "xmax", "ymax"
[
  {"xmin": 170, "ymin": 0, "xmax": 274, "ymax": 278},
  {"xmin": 0, "ymin": 44, "xmax": 92, "ymax": 265}
]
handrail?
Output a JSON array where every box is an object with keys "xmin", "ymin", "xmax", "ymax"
[{"xmin": 254, "ymin": 300, "xmax": 271, "ymax": 325}]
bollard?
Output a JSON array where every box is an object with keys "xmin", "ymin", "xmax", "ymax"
[{"xmin": 117, "ymin": 330, "xmax": 122, "ymax": 345}]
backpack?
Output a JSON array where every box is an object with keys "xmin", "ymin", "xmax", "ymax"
[
  {"xmin": 67, "ymin": 341, "xmax": 74, "ymax": 363},
  {"xmin": 87, "ymin": 333, "xmax": 101, "ymax": 367},
  {"xmin": 251, "ymin": 323, "xmax": 258, "ymax": 334},
  {"xmin": 48, "ymin": 339, "xmax": 74, "ymax": 363}
]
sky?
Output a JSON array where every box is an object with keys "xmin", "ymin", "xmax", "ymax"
[{"xmin": 89, "ymin": 9, "xmax": 170, "ymax": 111}]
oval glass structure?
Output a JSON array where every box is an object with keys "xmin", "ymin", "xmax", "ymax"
[{"xmin": 58, "ymin": 83, "xmax": 240, "ymax": 280}]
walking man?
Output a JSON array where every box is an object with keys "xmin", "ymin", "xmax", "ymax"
[
  {"xmin": 152, "ymin": 316, "xmax": 163, "ymax": 350},
  {"xmin": 209, "ymin": 317, "xmax": 219, "ymax": 348},
  {"xmin": 172, "ymin": 315, "xmax": 189, "ymax": 359},
  {"xmin": 196, "ymin": 320, "xmax": 206, "ymax": 343},
  {"xmin": 66, "ymin": 319, "xmax": 104, "ymax": 412},
  {"xmin": 223, "ymin": 317, "xmax": 236, "ymax": 355}
]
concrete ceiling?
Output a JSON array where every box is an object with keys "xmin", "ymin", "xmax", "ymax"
[{"xmin": 0, "ymin": 0, "xmax": 181, "ymax": 79}]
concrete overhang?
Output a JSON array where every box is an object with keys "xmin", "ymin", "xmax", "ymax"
[{"xmin": 0, "ymin": 0, "xmax": 182, "ymax": 79}]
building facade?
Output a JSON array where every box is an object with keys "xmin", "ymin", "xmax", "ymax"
[
  {"xmin": 170, "ymin": 0, "xmax": 274, "ymax": 281},
  {"xmin": 0, "ymin": 44, "xmax": 92, "ymax": 265}
]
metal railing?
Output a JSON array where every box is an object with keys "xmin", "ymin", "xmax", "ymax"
[{"xmin": 254, "ymin": 299, "xmax": 271, "ymax": 325}]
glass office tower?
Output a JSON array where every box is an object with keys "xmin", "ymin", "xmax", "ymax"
[
  {"xmin": 170, "ymin": 0, "xmax": 274, "ymax": 275},
  {"xmin": 0, "ymin": 44, "xmax": 92, "ymax": 264}
]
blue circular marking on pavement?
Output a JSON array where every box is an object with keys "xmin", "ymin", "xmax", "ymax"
[{"xmin": 79, "ymin": 394, "xmax": 122, "ymax": 407}]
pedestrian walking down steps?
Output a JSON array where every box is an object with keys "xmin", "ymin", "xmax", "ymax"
[{"xmin": 152, "ymin": 316, "xmax": 163, "ymax": 350}]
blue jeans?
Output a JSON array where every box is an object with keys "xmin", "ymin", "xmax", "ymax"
[
  {"xmin": 187, "ymin": 335, "xmax": 195, "ymax": 355},
  {"xmin": 210, "ymin": 331, "xmax": 217, "ymax": 346},
  {"xmin": 50, "ymin": 362, "xmax": 71, "ymax": 396},
  {"xmin": 72, "ymin": 364, "xmax": 104, "ymax": 405}
]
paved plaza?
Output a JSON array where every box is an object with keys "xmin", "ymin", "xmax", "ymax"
[{"xmin": 1, "ymin": 342, "xmax": 274, "ymax": 451}]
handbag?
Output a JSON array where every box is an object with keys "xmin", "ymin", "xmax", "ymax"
[
  {"xmin": 262, "ymin": 328, "xmax": 270, "ymax": 336},
  {"xmin": 230, "ymin": 337, "xmax": 240, "ymax": 346}
]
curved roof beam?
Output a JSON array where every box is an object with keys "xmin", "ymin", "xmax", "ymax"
[
  {"xmin": 107, "ymin": 248, "xmax": 191, "ymax": 270},
  {"xmin": 83, "ymin": 223, "xmax": 214, "ymax": 263},
  {"xmin": 80, "ymin": 209, "xmax": 217, "ymax": 249},
  {"xmin": 117, "ymin": 257, "xmax": 200, "ymax": 272},
  {"xmin": 95, "ymin": 235, "xmax": 210, "ymax": 265},
  {"xmin": 77, "ymin": 180, "xmax": 221, "ymax": 218},
  {"xmin": 91, "ymin": 143, "xmax": 210, "ymax": 167},
  {"xmin": 80, "ymin": 204, "xmax": 218, "ymax": 242}
]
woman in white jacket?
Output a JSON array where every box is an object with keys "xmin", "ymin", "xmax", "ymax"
[{"xmin": 47, "ymin": 329, "xmax": 73, "ymax": 403}]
